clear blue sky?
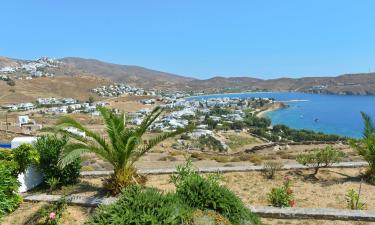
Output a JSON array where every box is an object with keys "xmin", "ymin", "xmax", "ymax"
[{"xmin": 1, "ymin": 0, "xmax": 375, "ymax": 79}]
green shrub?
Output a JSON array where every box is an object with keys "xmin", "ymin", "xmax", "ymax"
[
  {"xmin": 85, "ymin": 185, "xmax": 193, "ymax": 225},
  {"xmin": 262, "ymin": 161, "xmax": 283, "ymax": 179},
  {"xmin": 267, "ymin": 176, "xmax": 295, "ymax": 208},
  {"xmin": 12, "ymin": 144, "xmax": 39, "ymax": 174},
  {"xmin": 172, "ymin": 160, "xmax": 261, "ymax": 225},
  {"xmin": 346, "ymin": 188, "xmax": 365, "ymax": 210},
  {"xmin": 0, "ymin": 162, "xmax": 22, "ymax": 219},
  {"xmin": 296, "ymin": 146, "xmax": 344, "ymax": 175},
  {"xmin": 0, "ymin": 149, "xmax": 12, "ymax": 161},
  {"xmin": 35, "ymin": 135, "xmax": 81, "ymax": 186}
]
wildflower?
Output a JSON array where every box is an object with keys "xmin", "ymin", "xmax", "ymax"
[
  {"xmin": 49, "ymin": 212, "xmax": 56, "ymax": 220},
  {"xmin": 288, "ymin": 200, "xmax": 296, "ymax": 207},
  {"xmin": 284, "ymin": 175, "xmax": 291, "ymax": 181},
  {"xmin": 286, "ymin": 188, "xmax": 293, "ymax": 194}
]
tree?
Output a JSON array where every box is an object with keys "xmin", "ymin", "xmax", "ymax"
[
  {"xmin": 52, "ymin": 106, "xmax": 190, "ymax": 194},
  {"xmin": 351, "ymin": 112, "xmax": 375, "ymax": 183},
  {"xmin": 88, "ymin": 96, "xmax": 95, "ymax": 104},
  {"xmin": 296, "ymin": 146, "xmax": 344, "ymax": 175}
]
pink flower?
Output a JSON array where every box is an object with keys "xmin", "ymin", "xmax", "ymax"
[
  {"xmin": 49, "ymin": 212, "xmax": 56, "ymax": 220},
  {"xmin": 286, "ymin": 188, "xmax": 293, "ymax": 194},
  {"xmin": 284, "ymin": 175, "xmax": 291, "ymax": 181},
  {"xmin": 289, "ymin": 200, "xmax": 296, "ymax": 207}
]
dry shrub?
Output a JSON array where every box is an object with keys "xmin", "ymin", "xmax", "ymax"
[{"xmin": 104, "ymin": 166, "xmax": 147, "ymax": 195}]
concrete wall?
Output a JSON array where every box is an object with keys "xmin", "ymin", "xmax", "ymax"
[{"xmin": 11, "ymin": 137, "xmax": 44, "ymax": 193}]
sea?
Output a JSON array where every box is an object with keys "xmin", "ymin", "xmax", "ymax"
[{"xmin": 188, "ymin": 92, "xmax": 375, "ymax": 138}]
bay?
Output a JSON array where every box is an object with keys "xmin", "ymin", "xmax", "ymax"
[{"xmin": 188, "ymin": 92, "xmax": 375, "ymax": 138}]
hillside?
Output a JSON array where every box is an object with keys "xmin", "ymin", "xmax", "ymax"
[
  {"xmin": 0, "ymin": 75, "xmax": 111, "ymax": 104},
  {"xmin": 59, "ymin": 57, "xmax": 195, "ymax": 89},
  {"xmin": 1, "ymin": 56, "xmax": 375, "ymax": 96}
]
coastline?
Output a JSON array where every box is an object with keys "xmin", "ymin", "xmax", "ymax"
[{"xmin": 256, "ymin": 102, "xmax": 287, "ymax": 118}]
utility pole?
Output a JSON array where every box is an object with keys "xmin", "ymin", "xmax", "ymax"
[{"xmin": 5, "ymin": 112, "xmax": 8, "ymax": 134}]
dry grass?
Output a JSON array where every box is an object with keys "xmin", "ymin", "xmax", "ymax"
[
  {"xmin": 146, "ymin": 167, "xmax": 375, "ymax": 210},
  {"xmin": 0, "ymin": 75, "xmax": 111, "ymax": 104},
  {"xmin": 2, "ymin": 203, "xmax": 92, "ymax": 225}
]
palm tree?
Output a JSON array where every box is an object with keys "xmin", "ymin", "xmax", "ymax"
[
  {"xmin": 351, "ymin": 112, "xmax": 375, "ymax": 183},
  {"xmin": 51, "ymin": 106, "xmax": 191, "ymax": 194}
]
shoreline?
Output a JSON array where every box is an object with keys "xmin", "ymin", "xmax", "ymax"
[{"xmin": 256, "ymin": 102, "xmax": 287, "ymax": 118}]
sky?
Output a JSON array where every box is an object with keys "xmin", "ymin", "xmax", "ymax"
[{"xmin": 1, "ymin": 0, "xmax": 375, "ymax": 79}]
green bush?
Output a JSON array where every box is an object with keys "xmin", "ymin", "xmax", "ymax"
[
  {"xmin": 85, "ymin": 185, "xmax": 193, "ymax": 225},
  {"xmin": 12, "ymin": 144, "xmax": 39, "ymax": 174},
  {"xmin": 296, "ymin": 146, "xmax": 344, "ymax": 175},
  {"xmin": 0, "ymin": 149, "xmax": 12, "ymax": 161},
  {"xmin": 172, "ymin": 160, "xmax": 261, "ymax": 225},
  {"xmin": 35, "ymin": 135, "xmax": 81, "ymax": 186},
  {"xmin": 267, "ymin": 176, "xmax": 295, "ymax": 208},
  {"xmin": 0, "ymin": 162, "xmax": 22, "ymax": 219}
]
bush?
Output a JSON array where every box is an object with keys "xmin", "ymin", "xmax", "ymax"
[
  {"xmin": 0, "ymin": 162, "xmax": 22, "ymax": 219},
  {"xmin": 262, "ymin": 161, "xmax": 283, "ymax": 179},
  {"xmin": 296, "ymin": 146, "xmax": 344, "ymax": 175},
  {"xmin": 346, "ymin": 188, "xmax": 365, "ymax": 210},
  {"xmin": 85, "ymin": 185, "xmax": 193, "ymax": 225},
  {"xmin": 11, "ymin": 144, "xmax": 39, "ymax": 174},
  {"xmin": 267, "ymin": 176, "xmax": 295, "ymax": 208},
  {"xmin": 172, "ymin": 160, "xmax": 261, "ymax": 225},
  {"xmin": 35, "ymin": 135, "xmax": 81, "ymax": 186}
]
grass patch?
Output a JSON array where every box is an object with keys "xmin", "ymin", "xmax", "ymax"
[{"xmin": 225, "ymin": 134, "xmax": 258, "ymax": 150}]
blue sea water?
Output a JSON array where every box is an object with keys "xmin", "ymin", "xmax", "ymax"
[{"xmin": 188, "ymin": 92, "xmax": 375, "ymax": 138}]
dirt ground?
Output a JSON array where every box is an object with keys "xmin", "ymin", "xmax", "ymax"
[
  {"xmin": 1, "ymin": 202, "xmax": 92, "ymax": 225},
  {"xmin": 146, "ymin": 167, "xmax": 375, "ymax": 210}
]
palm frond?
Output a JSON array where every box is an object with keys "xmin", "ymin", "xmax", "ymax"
[{"xmin": 361, "ymin": 112, "xmax": 375, "ymax": 139}]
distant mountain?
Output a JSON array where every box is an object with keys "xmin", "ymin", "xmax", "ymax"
[
  {"xmin": 58, "ymin": 57, "xmax": 195, "ymax": 89},
  {"xmin": 1, "ymin": 56, "xmax": 375, "ymax": 95}
]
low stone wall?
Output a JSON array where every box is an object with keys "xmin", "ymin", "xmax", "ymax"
[
  {"xmin": 248, "ymin": 205, "xmax": 375, "ymax": 222},
  {"xmin": 80, "ymin": 161, "xmax": 368, "ymax": 177}
]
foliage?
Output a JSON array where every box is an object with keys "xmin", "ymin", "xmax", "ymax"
[
  {"xmin": 49, "ymin": 106, "xmax": 190, "ymax": 195},
  {"xmin": 244, "ymin": 113, "xmax": 271, "ymax": 128},
  {"xmin": 0, "ymin": 162, "xmax": 22, "ymax": 219},
  {"xmin": 262, "ymin": 161, "xmax": 283, "ymax": 179},
  {"xmin": 0, "ymin": 148, "xmax": 12, "ymax": 161},
  {"xmin": 46, "ymin": 177, "xmax": 60, "ymax": 192},
  {"xmin": 346, "ymin": 188, "xmax": 365, "ymax": 210},
  {"xmin": 172, "ymin": 160, "xmax": 261, "ymax": 225},
  {"xmin": 267, "ymin": 176, "xmax": 295, "ymax": 208},
  {"xmin": 225, "ymin": 134, "xmax": 257, "ymax": 150},
  {"xmin": 296, "ymin": 146, "xmax": 344, "ymax": 175},
  {"xmin": 250, "ymin": 125, "xmax": 345, "ymax": 143},
  {"xmin": 196, "ymin": 135, "xmax": 226, "ymax": 152},
  {"xmin": 11, "ymin": 144, "xmax": 39, "ymax": 174},
  {"xmin": 6, "ymin": 79, "xmax": 15, "ymax": 86},
  {"xmin": 85, "ymin": 185, "xmax": 193, "ymax": 225},
  {"xmin": 35, "ymin": 135, "xmax": 81, "ymax": 186},
  {"xmin": 351, "ymin": 112, "xmax": 375, "ymax": 183}
]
